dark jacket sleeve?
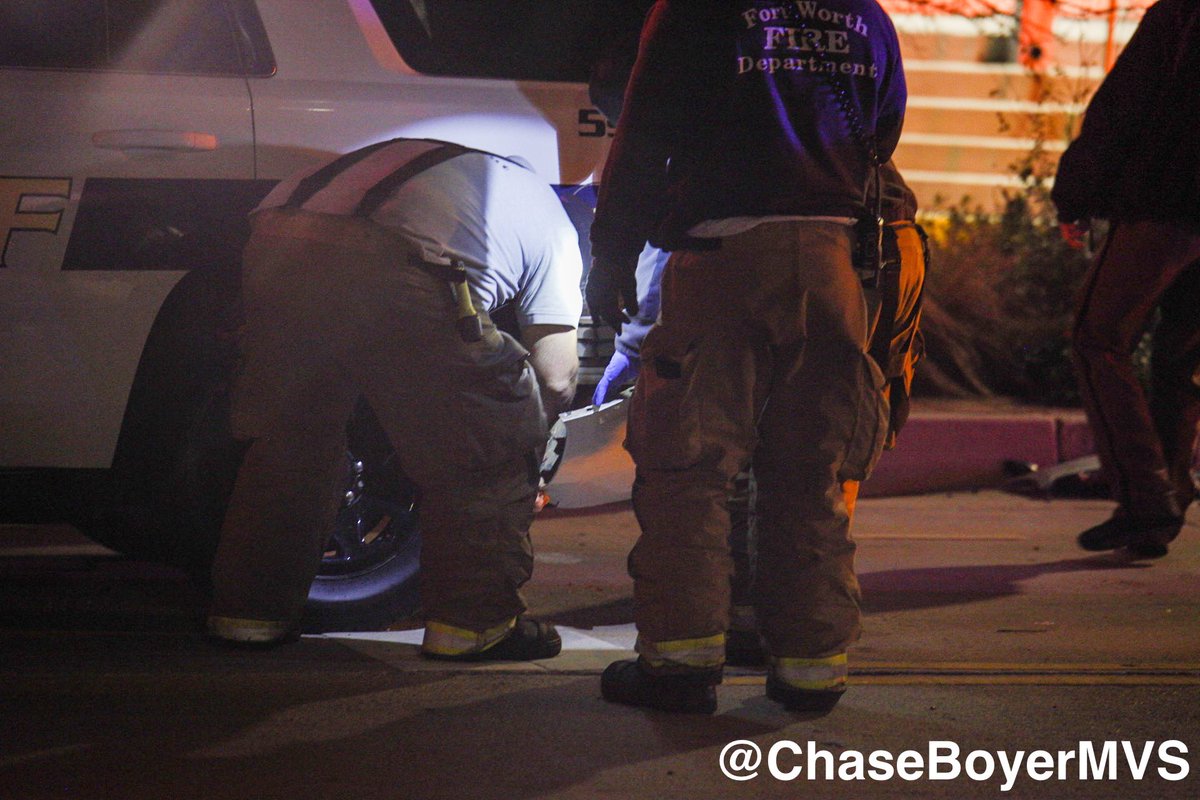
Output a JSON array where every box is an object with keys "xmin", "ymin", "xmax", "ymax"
[
  {"xmin": 591, "ymin": 3, "xmax": 667, "ymax": 265},
  {"xmin": 874, "ymin": 19, "xmax": 907, "ymax": 167},
  {"xmin": 591, "ymin": 2, "xmax": 722, "ymax": 265},
  {"xmin": 1051, "ymin": 3, "xmax": 1173, "ymax": 222}
]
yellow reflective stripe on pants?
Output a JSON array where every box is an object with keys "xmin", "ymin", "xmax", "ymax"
[
  {"xmin": 637, "ymin": 633, "xmax": 726, "ymax": 670},
  {"xmin": 771, "ymin": 652, "xmax": 848, "ymax": 691},
  {"xmin": 422, "ymin": 617, "xmax": 516, "ymax": 656}
]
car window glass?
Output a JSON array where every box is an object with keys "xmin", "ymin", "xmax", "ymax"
[
  {"xmin": 0, "ymin": 1, "xmax": 107, "ymax": 69},
  {"xmin": 0, "ymin": 0, "xmax": 273, "ymax": 77},
  {"xmin": 369, "ymin": 0, "xmax": 653, "ymax": 82}
]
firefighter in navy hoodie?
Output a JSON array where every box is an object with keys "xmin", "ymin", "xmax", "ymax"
[{"xmin": 588, "ymin": 0, "xmax": 905, "ymax": 713}]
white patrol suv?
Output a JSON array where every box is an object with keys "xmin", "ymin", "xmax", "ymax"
[{"xmin": 0, "ymin": 0, "xmax": 645, "ymax": 630}]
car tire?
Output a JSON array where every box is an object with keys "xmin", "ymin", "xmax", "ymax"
[
  {"xmin": 302, "ymin": 397, "xmax": 422, "ymax": 633},
  {"xmin": 81, "ymin": 389, "xmax": 423, "ymax": 632},
  {"xmin": 77, "ymin": 268, "xmax": 422, "ymax": 631}
]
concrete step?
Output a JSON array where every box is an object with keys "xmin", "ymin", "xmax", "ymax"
[
  {"xmin": 887, "ymin": 12, "xmax": 1131, "ymax": 209},
  {"xmin": 894, "ymin": 136, "xmax": 1054, "ymax": 176},
  {"xmin": 905, "ymin": 60, "xmax": 1102, "ymax": 102},
  {"xmin": 903, "ymin": 101, "xmax": 1079, "ymax": 138},
  {"xmin": 894, "ymin": 99, "xmax": 1080, "ymax": 209},
  {"xmin": 900, "ymin": 172, "xmax": 1019, "ymax": 211},
  {"xmin": 899, "ymin": 30, "xmax": 1117, "ymax": 70},
  {"xmin": 893, "ymin": 12, "xmax": 1138, "ymax": 69}
]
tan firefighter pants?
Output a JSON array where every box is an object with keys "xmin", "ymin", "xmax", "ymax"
[
  {"xmin": 209, "ymin": 209, "xmax": 548, "ymax": 641},
  {"xmin": 625, "ymin": 220, "xmax": 888, "ymax": 672}
]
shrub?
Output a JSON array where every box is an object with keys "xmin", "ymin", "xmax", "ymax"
[
  {"xmin": 912, "ymin": 69, "xmax": 1103, "ymax": 406},
  {"xmin": 915, "ymin": 178, "xmax": 1096, "ymax": 406}
]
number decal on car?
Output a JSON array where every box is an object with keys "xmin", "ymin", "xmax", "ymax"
[{"xmin": 577, "ymin": 108, "xmax": 614, "ymax": 138}]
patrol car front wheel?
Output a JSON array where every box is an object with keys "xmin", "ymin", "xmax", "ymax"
[
  {"xmin": 302, "ymin": 400, "xmax": 422, "ymax": 633},
  {"xmin": 78, "ymin": 392, "xmax": 422, "ymax": 633},
  {"xmin": 74, "ymin": 266, "xmax": 422, "ymax": 631}
]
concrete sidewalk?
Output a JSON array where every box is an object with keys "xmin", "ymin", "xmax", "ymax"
[
  {"xmin": 321, "ymin": 490, "xmax": 1199, "ymax": 670},
  {"xmin": 4, "ymin": 399, "xmax": 1200, "ymax": 800},
  {"xmin": 527, "ymin": 491, "xmax": 1198, "ymax": 663},
  {"xmin": 4, "ymin": 491, "xmax": 1197, "ymax": 800}
]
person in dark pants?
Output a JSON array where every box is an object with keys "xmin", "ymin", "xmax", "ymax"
[
  {"xmin": 1052, "ymin": 0, "xmax": 1200, "ymax": 559},
  {"xmin": 208, "ymin": 140, "xmax": 582, "ymax": 655},
  {"xmin": 587, "ymin": 0, "xmax": 905, "ymax": 714}
]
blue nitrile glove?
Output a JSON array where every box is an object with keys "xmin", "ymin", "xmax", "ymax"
[
  {"xmin": 592, "ymin": 350, "xmax": 640, "ymax": 406},
  {"xmin": 586, "ymin": 255, "xmax": 639, "ymax": 334}
]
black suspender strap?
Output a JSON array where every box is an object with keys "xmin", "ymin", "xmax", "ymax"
[
  {"xmin": 281, "ymin": 138, "xmax": 486, "ymax": 342},
  {"xmin": 353, "ymin": 142, "xmax": 471, "ymax": 218},
  {"xmin": 352, "ymin": 139, "xmax": 481, "ymax": 342},
  {"xmin": 282, "ymin": 138, "xmax": 399, "ymax": 209}
]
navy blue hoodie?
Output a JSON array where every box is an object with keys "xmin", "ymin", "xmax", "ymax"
[{"xmin": 592, "ymin": 0, "xmax": 906, "ymax": 264}]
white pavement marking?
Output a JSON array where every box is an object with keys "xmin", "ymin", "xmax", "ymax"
[
  {"xmin": 314, "ymin": 624, "xmax": 637, "ymax": 651},
  {"xmin": 312, "ymin": 628, "xmax": 1200, "ymax": 685}
]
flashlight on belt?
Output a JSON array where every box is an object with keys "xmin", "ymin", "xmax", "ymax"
[
  {"xmin": 449, "ymin": 259, "xmax": 483, "ymax": 343},
  {"xmin": 853, "ymin": 214, "xmax": 884, "ymax": 288}
]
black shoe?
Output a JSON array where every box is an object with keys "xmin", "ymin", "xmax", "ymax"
[
  {"xmin": 1077, "ymin": 513, "xmax": 1181, "ymax": 554},
  {"xmin": 600, "ymin": 658, "xmax": 721, "ymax": 714},
  {"xmin": 725, "ymin": 629, "xmax": 766, "ymax": 668},
  {"xmin": 422, "ymin": 617, "xmax": 562, "ymax": 662},
  {"xmin": 766, "ymin": 672, "xmax": 844, "ymax": 714}
]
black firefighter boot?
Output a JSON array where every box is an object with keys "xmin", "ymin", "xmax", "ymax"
[
  {"xmin": 1077, "ymin": 512, "xmax": 1182, "ymax": 559},
  {"xmin": 601, "ymin": 658, "xmax": 722, "ymax": 714}
]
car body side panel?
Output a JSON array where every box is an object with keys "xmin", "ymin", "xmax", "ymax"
[
  {"xmin": 0, "ymin": 68, "xmax": 255, "ymax": 468},
  {"xmin": 248, "ymin": 0, "xmax": 611, "ymax": 188},
  {"xmin": 1, "ymin": 0, "xmax": 619, "ymax": 475}
]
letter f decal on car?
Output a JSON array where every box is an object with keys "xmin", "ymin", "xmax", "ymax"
[{"xmin": 0, "ymin": 176, "xmax": 71, "ymax": 267}]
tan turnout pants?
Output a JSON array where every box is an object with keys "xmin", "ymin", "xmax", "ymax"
[
  {"xmin": 209, "ymin": 209, "xmax": 547, "ymax": 645},
  {"xmin": 625, "ymin": 221, "xmax": 888, "ymax": 674}
]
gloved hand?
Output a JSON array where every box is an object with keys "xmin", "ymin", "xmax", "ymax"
[
  {"xmin": 586, "ymin": 255, "xmax": 639, "ymax": 334},
  {"xmin": 592, "ymin": 350, "xmax": 640, "ymax": 406}
]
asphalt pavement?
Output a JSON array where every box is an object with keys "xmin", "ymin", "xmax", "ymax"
[{"xmin": 2, "ymin": 484, "xmax": 1198, "ymax": 799}]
